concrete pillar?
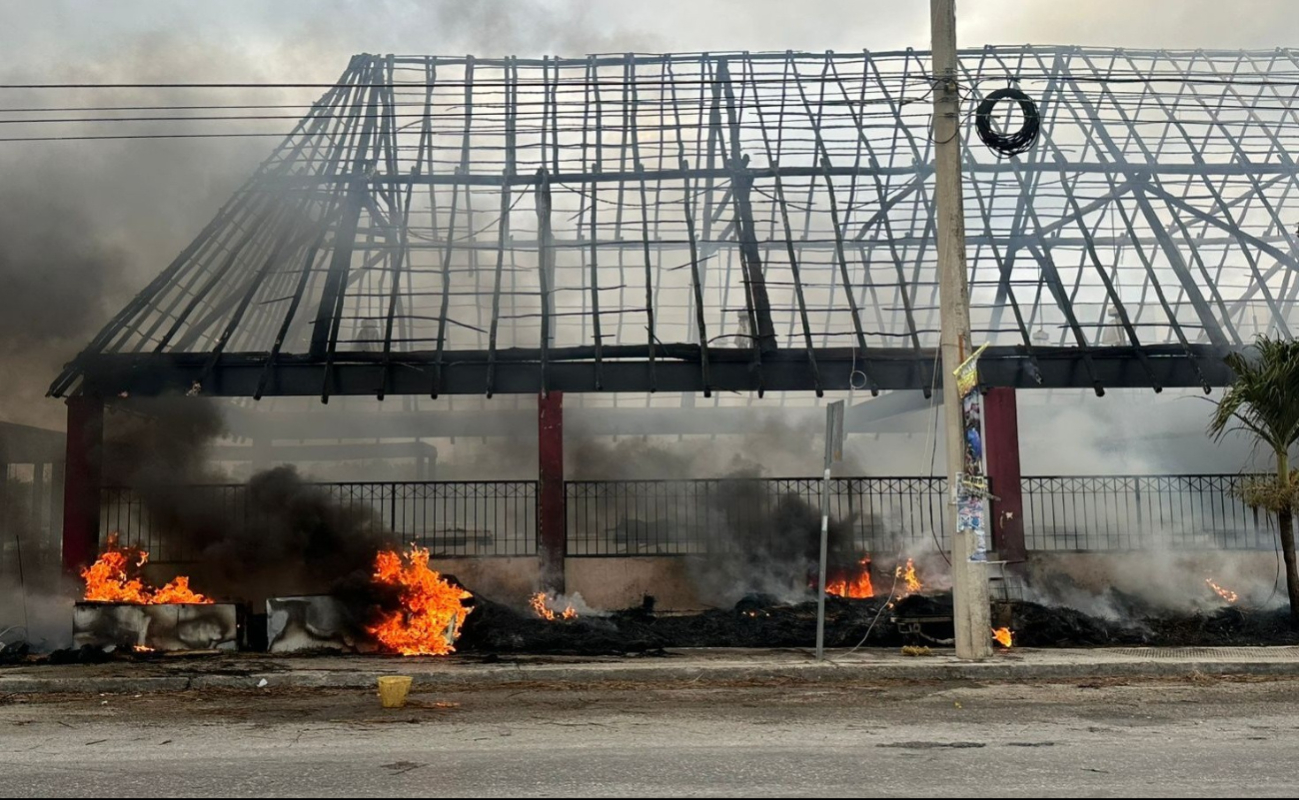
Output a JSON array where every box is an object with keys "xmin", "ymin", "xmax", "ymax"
[
  {"xmin": 984, "ymin": 387, "xmax": 1026, "ymax": 563},
  {"xmin": 538, "ymin": 391, "xmax": 565, "ymax": 593},
  {"xmin": 62, "ymin": 395, "xmax": 104, "ymax": 576}
]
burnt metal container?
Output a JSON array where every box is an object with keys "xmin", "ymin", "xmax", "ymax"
[
  {"xmin": 266, "ymin": 596, "xmax": 374, "ymax": 654},
  {"xmin": 73, "ymin": 602, "xmax": 242, "ymax": 651}
]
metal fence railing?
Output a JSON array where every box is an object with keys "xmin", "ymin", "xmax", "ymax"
[
  {"xmin": 565, "ymin": 477, "xmax": 950, "ymax": 556},
  {"xmin": 99, "ymin": 473, "xmax": 1284, "ymax": 561},
  {"xmin": 1022, "ymin": 474, "xmax": 1275, "ymax": 551},
  {"xmin": 102, "ymin": 480, "xmax": 538, "ymax": 560}
]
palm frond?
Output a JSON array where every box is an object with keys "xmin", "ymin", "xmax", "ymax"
[{"xmin": 1209, "ymin": 336, "xmax": 1299, "ymax": 459}]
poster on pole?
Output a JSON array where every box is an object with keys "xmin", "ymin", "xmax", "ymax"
[{"xmin": 953, "ymin": 343, "xmax": 991, "ymax": 563}]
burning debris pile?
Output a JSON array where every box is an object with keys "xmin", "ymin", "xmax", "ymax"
[
  {"xmin": 826, "ymin": 556, "xmax": 875, "ymax": 599},
  {"xmin": 529, "ymin": 592, "xmax": 578, "ymax": 621},
  {"xmin": 81, "ymin": 533, "xmax": 211, "ymax": 605},
  {"xmin": 366, "ymin": 547, "xmax": 473, "ymax": 656},
  {"xmin": 49, "ymin": 536, "xmax": 1299, "ymax": 659},
  {"xmin": 46, "ymin": 402, "xmax": 1299, "ymax": 658}
]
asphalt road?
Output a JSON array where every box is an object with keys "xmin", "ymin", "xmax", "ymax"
[{"xmin": 3, "ymin": 676, "xmax": 1298, "ymax": 797}]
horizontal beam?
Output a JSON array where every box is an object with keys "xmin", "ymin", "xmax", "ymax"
[
  {"xmin": 0, "ymin": 421, "xmax": 67, "ymax": 464},
  {"xmin": 264, "ymin": 161, "xmax": 1299, "ymax": 191},
  {"xmin": 209, "ymin": 441, "xmax": 438, "ymax": 462},
  {"xmin": 220, "ymin": 401, "xmax": 918, "ymax": 439},
  {"xmin": 71, "ymin": 344, "xmax": 1234, "ymax": 398}
]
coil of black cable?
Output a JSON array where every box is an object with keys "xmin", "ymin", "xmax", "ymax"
[{"xmin": 975, "ymin": 87, "xmax": 1040, "ymax": 158}]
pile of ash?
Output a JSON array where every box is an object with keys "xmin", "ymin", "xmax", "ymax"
[
  {"xmin": 1010, "ymin": 599, "xmax": 1299, "ymax": 648},
  {"xmin": 459, "ymin": 591, "xmax": 1299, "ymax": 655},
  {"xmin": 455, "ymin": 594, "xmax": 904, "ymax": 655}
]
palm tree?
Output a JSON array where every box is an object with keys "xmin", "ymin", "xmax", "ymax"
[{"xmin": 1208, "ymin": 336, "xmax": 1299, "ymax": 627}]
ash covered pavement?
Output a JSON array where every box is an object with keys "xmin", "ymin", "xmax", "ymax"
[
  {"xmin": 5, "ymin": 646, "xmax": 1299, "ymax": 695},
  {"xmin": 4, "ymin": 674, "xmax": 1299, "ymax": 797}
]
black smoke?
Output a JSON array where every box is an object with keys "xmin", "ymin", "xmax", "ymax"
[
  {"xmin": 102, "ymin": 397, "xmax": 396, "ymax": 604},
  {"xmin": 685, "ymin": 475, "xmax": 867, "ymax": 605}
]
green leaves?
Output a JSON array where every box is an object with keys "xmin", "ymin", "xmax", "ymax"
[{"xmin": 1209, "ymin": 336, "xmax": 1299, "ymax": 471}]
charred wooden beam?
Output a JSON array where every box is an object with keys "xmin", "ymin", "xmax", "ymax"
[{"xmin": 72, "ymin": 344, "xmax": 1236, "ymax": 397}]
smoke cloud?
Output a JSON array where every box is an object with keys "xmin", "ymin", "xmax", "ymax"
[{"xmin": 103, "ymin": 398, "xmax": 396, "ymax": 603}]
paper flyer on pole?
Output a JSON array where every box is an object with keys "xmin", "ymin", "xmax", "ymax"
[{"xmin": 954, "ymin": 343, "xmax": 990, "ymax": 563}]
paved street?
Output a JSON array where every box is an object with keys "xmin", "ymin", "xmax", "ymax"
[{"xmin": 3, "ymin": 676, "xmax": 1299, "ymax": 797}]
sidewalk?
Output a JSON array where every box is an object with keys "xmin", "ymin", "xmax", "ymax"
[{"xmin": 5, "ymin": 646, "xmax": 1299, "ymax": 694}]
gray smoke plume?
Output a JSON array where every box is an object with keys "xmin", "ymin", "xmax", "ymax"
[
  {"xmin": 685, "ymin": 474, "xmax": 868, "ymax": 606},
  {"xmin": 566, "ymin": 424, "xmax": 875, "ymax": 605}
]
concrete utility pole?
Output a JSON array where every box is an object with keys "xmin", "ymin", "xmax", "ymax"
[{"xmin": 930, "ymin": 0, "xmax": 992, "ymax": 660}]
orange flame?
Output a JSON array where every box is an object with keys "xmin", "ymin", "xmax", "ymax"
[
  {"xmin": 150, "ymin": 576, "xmax": 211, "ymax": 605},
  {"xmin": 1206, "ymin": 578, "xmax": 1238, "ymax": 604},
  {"xmin": 826, "ymin": 556, "xmax": 875, "ymax": 599},
  {"xmin": 529, "ymin": 592, "xmax": 578, "ymax": 621},
  {"xmin": 81, "ymin": 533, "xmax": 211, "ymax": 605},
  {"xmin": 992, "ymin": 627, "xmax": 1014, "ymax": 648},
  {"xmin": 366, "ymin": 547, "xmax": 472, "ymax": 656},
  {"xmin": 133, "ymin": 645, "xmax": 155, "ymax": 653},
  {"xmin": 896, "ymin": 558, "xmax": 923, "ymax": 596}
]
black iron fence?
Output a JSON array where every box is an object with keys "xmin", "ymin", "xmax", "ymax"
[
  {"xmin": 99, "ymin": 473, "xmax": 1282, "ymax": 560},
  {"xmin": 1022, "ymin": 474, "xmax": 1274, "ymax": 551},
  {"xmin": 101, "ymin": 481, "xmax": 537, "ymax": 561},
  {"xmin": 565, "ymin": 477, "xmax": 949, "ymax": 556}
]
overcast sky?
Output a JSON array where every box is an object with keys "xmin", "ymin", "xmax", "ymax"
[
  {"xmin": 2, "ymin": 0, "xmax": 1298, "ymax": 427},
  {"xmin": 4, "ymin": 1, "xmax": 1299, "ymax": 71}
]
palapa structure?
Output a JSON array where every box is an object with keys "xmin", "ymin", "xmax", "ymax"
[{"xmin": 48, "ymin": 46, "xmax": 1299, "ymax": 403}]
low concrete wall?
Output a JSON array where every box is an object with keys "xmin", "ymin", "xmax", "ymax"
[
  {"xmin": 565, "ymin": 557, "xmax": 703, "ymax": 611},
  {"xmin": 430, "ymin": 556, "xmax": 539, "ymax": 607}
]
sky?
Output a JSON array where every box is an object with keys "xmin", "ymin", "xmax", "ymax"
[{"xmin": 2, "ymin": 0, "xmax": 1299, "ymax": 428}]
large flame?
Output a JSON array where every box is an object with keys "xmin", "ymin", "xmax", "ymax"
[
  {"xmin": 81, "ymin": 533, "xmax": 211, "ymax": 605},
  {"xmin": 826, "ymin": 556, "xmax": 875, "ymax": 599},
  {"xmin": 367, "ymin": 547, "xmax": 472, "ymax": 656},
  {"xmin": 1205, "ymin": 577, "xmax": 1238, "ymax": 604},
  {"xmin": 992, "ymin": 627, "xmax": 1014, "ymax": 648},
  {"xmin": 529, "ymin": 592, "xmax": 577, "ymax": 621}
]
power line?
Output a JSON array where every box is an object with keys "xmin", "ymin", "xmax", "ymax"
[
  {"xmin": 7, "ymin": 73, "xmax": 1299, "ymax": 91},
  {"xmin": 0, "ymin": 131, "xmax": 290, "ymax": 142}
]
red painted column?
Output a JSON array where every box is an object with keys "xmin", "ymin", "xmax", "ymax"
[
  {"xmin": 984, "ymin": 387, "xmax": 1026, "ymax": 563},
  {"xmin": 537, "ymin": 391, "xmax": 566, "ymax": 593},
  {"xmin": 62, "ymin": 395, "xmax": 105, "ymax": 576}
]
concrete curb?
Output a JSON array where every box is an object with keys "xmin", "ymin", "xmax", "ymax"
[{"xmin": 6, "ymin": 655, "xmax": 1299, "ymax": 695}]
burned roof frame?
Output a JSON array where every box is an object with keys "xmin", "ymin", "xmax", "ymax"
[{"xmin": 51, "ymin": 46, "xmax": 1299, "ymax": 400}]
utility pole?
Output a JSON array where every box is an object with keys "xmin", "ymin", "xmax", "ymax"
[{"xmin": 931, "ymin": 0, "xmax": 992, "ymax": 660}]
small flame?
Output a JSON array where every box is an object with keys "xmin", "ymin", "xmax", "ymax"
[
  {"xmin": 132, "ymin": 645, "xmax": 155, "ymax": 653},
  {"xmin": 992, "ymin": 627, "xmax": 1014, "ymax": 648},
  {"xmin": 529, "ymin": 592, "xmax": 578, "ymax": 621},
  {"xmin": 367, "ymin": 547, "xmax": 472, "ymax": 656},
  {"xmin": 150, "ymin": 576, "xmax": 211, "ymax": 605},
  {"xmin": 81, "ymin": 533, "xmax": 211, "ymax": 605},
  {"xmin": 1206, "ymin": 577, "xmax": 1238, "ymax": 604},
  {"xmin": 895, "ymin": 558, "xmax": 923, "ymax": 596},
  {"xmin": 826, "ymin": 556, "xmax": 875, "ymax": 599}
]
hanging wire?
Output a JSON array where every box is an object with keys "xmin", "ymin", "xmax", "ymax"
[{"xmin": 974, "ymin": 87, "xmax": 1040, "ymax": 158}]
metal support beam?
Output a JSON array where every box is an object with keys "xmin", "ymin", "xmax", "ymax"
[
  {"xmin": 984, "ymin": 387, "xmax": 1026, "ymax": 564},
  {"xmin": 61, "ymin": 396, "xmax": 103, "ymax": 576},
  {"xmin": 538, "ymin": 391, "xmax": 565, "ymax": 593},
  {"xmin": 75, "ymin": 344, "xmax": 1237, "ymax": 397}
]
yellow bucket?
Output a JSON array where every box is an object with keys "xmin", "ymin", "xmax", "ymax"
[{"xmin": 377, "ymin": 675, "xmax": 414, "ymax": 709}]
